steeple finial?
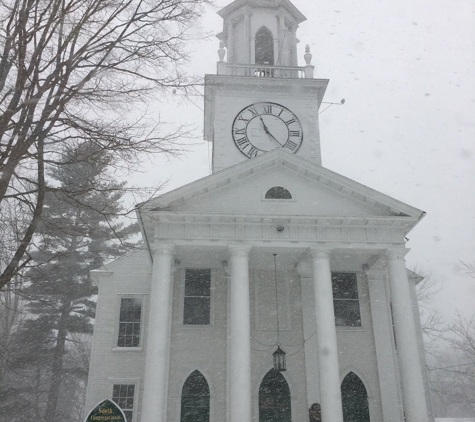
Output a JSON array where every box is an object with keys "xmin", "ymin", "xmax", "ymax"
[
  {"xmin": 218, "ymin": 41, "xmax": 226, "ymax": 62},
  {"xmin": 304, "ymin": 45, "xmax": 312, "ymax": 65}
]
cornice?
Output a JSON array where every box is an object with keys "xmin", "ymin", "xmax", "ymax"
[
  {"xmin": 218, "ymin": 0, "xmax": 306, "ymax": 24},
  {"xmin": 152, "ymin": 212, "xmax": 412, "ymax": 245}
]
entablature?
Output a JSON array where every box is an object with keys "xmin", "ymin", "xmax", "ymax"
[{"xmin": 152, "ymin": 212, "xmax": 412, "ymax": 245}]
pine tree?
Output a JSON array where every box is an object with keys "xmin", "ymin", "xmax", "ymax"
[{"xmin": 0, "ymin": 142, "xmax": 138, "ymax": 421}]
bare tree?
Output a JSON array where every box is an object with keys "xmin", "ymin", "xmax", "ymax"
[
  {"xmin": 0, "ymin": 0, "xmax": 210, "ymax": 289},
  {"xmin": 428, "ymin": 313, "xmax": 475, "ymax": 417},
  {"xmin": 413, "ymin": 268, "xmax": 445, "ymax": 356},
  {"xmin": 460, "ymin": 261, "xmax": 475, "ymax": 278}
]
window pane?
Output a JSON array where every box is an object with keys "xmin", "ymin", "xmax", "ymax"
[
  {"xmin": 334, "ymin": 299, "xmax": 361, "ymax": 327},
  {"xmin": 118, "ymin": 298, "xmax": 142, "ymax": 347},
  {"xmin": 184, "ymin": 297, "xmax": 210, "ymax": 325},
  {"xmin": 341, "ymin": 372, "xmax": 370, "ymax": 422},
  {"xmin": 185, "ymin": 269, "xmax": 211, "ymax": 296},
  {"xmin": 332, "ymin": 273, "xmax": 359, "ymax": 299},
  {"xmin": 112, "ymin": 384, "xmax": 135, "ymax": 422},
  {"xmin": 265, "ymin": 186, "xmax": 292, "ymax": 199},
  {"xmin": 259, "ymin": 369, "xmax": 291, "ymax": 422},
  {"xmin": 255, "ymin": 26, "xmax": 274, "ymax": 65},
  {"xmin": 184, "ymin": 269, "xmax": 211, "ymax": 325},
  {"xmin": 181, "ymin": 371, "xmax": 210, "ymax": 422}
]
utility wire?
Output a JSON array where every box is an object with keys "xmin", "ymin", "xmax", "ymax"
[{"xmin": 274, "ymin": 254, "xmax": 280, "ymax": 345}]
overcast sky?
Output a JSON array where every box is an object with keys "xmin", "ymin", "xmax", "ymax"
[{"xmin": 130, "ymin": 0, "xmax": 475, "ymax": 323}]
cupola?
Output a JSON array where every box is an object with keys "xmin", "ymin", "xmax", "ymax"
[{"xmin": 217, "ymin": 0, "xmax": 306, "ymax": 67}]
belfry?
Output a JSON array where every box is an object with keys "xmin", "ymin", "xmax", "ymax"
[{"xmin": 85, "ymin": 1, "xmax": 434, "ymax": 421}]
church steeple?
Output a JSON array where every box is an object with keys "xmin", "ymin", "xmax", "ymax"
[
  {"xmin": 205, "ymin": 0, "xmax": 327, "ymax": 173},
  {"xmin": 217, "ymin": 0, "xmax": 306, "ymax": 66}
]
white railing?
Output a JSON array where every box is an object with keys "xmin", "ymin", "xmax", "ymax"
[{"xmin": 221, "ymin": 63, "xmax": 311, "ymax": 79}]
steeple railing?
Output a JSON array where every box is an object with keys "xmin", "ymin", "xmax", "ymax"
[
  {"xmin": 216, "ymin": 43, "xmax": 315, "ymax": 79},
  {"xmin": 221, "ymin": 63, "xmax": 308, "ymax": 78}
]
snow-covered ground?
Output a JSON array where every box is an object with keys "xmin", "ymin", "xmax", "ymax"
[{"xmin": 435, "ymin": 419, "xmax": 475, "ymax": 422}]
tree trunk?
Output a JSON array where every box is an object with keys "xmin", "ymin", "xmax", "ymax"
[{"xmin": 44, "ymin": 307, "xmax": 69, "ymax": 421}]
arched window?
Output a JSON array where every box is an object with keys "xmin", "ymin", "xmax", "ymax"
[
  {"xmin": 259, "ymin": 369, "xmax": 291, "ymax": 422},
  {"xmin": 341, "ymin": 372, "xmax": 370, "ymax": 422},
  {"xmin": 181, "ymin": 370, "xmax": 210, "ymax": 422},
  {"xmin": 255, "ymin": 27, "xmax": 274, "ymax": 65},
  {"xmin": 265, "ymin": 186, "xmax": 292, "ymax": 199}
]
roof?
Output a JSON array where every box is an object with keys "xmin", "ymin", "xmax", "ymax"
[{"xmin": 217, "ymin": 0, "xmax": 307, "ymax": 24}]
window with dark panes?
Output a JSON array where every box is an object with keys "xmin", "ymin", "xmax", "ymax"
[
  {"xmin": 332, "ymin": 272, "xmax": 361, "ymax": 327},
  {"xmin": 184, "ymin": 269, "xmax": 211, "ymax": 325},
  {"xmin": 117, "ymin": 298, "xmax": 142, "ymax": 347},
  {"xmin": 112, "ymin": 384, "xmax": 135, "ymax": 422},
  {"xmin": 265, "ymin": 186, "xmax": 292, "ymax": 199},
  {"xmin": 181, "ymin": 370, "xmax": 210, "ymax": 422},
  {"xmin": 341, "ymin": 372, "xmax": 370, "ymax": 422},
  {"xmin": 259, "ymin": 369, "xmax": 291, "ymax": 422},
  {"xmin": 255, "ymin": 26, "xmax": 274, "ymax": 65}
]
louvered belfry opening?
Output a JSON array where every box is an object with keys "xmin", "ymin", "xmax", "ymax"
[{"xmin": 255, "ymin": 26, "xmax": 274, "ymax": 65}]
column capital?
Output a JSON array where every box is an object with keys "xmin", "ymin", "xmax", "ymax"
[
  {"xmin": 385, "ymin": 248, "xmax": 410, "ymax": 262},
  {"xmin": 151, "ymin": 242, "xmax": 175, "ymax": 257},
  {"xmin": 309, "ymin": 247, "xmax": 332, "ymax": 260},
  {"xmin": 228, "ymin": 244, "xmax": 252, "ymax": 258}
]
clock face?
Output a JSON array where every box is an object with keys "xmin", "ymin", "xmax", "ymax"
[{"xmin": 231, "ymin": 102, "xmax": 303, "ymax": 158}]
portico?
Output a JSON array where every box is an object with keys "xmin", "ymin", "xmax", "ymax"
[{"xmin": 139, "ymin": 232, "xmax": 430, "ymax": 422}]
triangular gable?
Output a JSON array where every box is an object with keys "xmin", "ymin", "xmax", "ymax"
[{"xmin": 139, "ymin": 149, "xmax": 424, "ymax": 220}]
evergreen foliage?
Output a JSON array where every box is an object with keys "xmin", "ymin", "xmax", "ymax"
[{"xmin": 0, "ymin": 143, "xmax": 138, "ymax": 422}]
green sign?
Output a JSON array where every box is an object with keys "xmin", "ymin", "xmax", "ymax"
[{"xmin": 84, "ymin": 399, "xmax": 127, "ymax": 422}]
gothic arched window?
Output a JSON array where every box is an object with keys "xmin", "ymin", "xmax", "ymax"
[
  {"xmin": 259, "ymin": 369, "xmax": 291, "ymax": 422},
  {"xmin": 255, "ymin": 26, "xmax": 274, "ymax": 65},
  {"xmin": 341, "ymin": 372, "xmax": 370, "ymax": 422},
  {"xmin": 265, "ymin": 186, "xmax": 292, "ymax": 199},
  {"xmin": 180, "ymin": 370, "xmax": 210, "ymax": 422}
]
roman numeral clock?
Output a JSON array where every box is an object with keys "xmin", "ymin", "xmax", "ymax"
[{"xmin": 232, "ymin": 102, "xmax": 304, "ymax": 158}]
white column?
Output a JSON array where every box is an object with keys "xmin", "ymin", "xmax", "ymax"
[
  {"xmin": 297, "ymin": 261, "xmax": 320, "ymax": 408},
  {"xmin": 228, "ymin": 245, "xmax": 252, "ymax": 422},
  {"xmin": 367, "ymin": 268, "xmax": 405, "ymax": 421},
  {"xmin": 141, "ymin": 243, "xmax": 175, "ymax": 422},
  {"xmin": 244, "ymin": 13, "xmax": 251, "ymax": 63},
  {"xmin": 227, "ymin": 20, "xmax": 234, "ymax": 64},
  {"xmin": 311, "ymin": 249, "xmax": 344, "ymax": 422},
  {"xmin": 386, "ymin": 249, "xmax": 430, "ymax": 422}
]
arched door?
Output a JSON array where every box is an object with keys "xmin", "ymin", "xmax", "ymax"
[
  {"xmin": 255, "ymin": 27, "xmax": 274, "ymax": 65},
  {"xmin": 341, "ymin": 372, "xmax": 370, "ymax": 422},
  {"xmin": 180, "ymin": 370, "xmax": 210, "ymax": 422},
  {"xmin": 259, "ymin": 369, "xmax": 291, "ymax": 422}
]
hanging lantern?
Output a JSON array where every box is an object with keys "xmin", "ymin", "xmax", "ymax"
[{"xmin": 273, "ymin": 346, "xmax": 286, "ymax": 371}]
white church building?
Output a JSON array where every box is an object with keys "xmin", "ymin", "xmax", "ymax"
[{"xmin": 84, "ymin": 1, "xmax": 434, "ymax": 421}]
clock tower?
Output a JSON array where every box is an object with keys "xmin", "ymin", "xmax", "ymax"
[{"xmin": 204, "ymin": 0, "xmax": 328, "ymax": 172}]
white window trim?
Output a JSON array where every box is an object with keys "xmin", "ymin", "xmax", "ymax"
[
  {"xmin": 109, "ymin": 377, "xmax": 141, "ymax": 422},
  {"xmin": 180, "ymin": 268, "xmax": 215, "ymax": 328},
  {"xmin": 112, "ymin": 295, "xmax": 146, "ymax": 351}
]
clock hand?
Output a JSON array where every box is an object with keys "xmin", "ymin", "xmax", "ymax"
[{"xmin": 259, "ymin": 116, "xmax": 284, "ymax": 146}]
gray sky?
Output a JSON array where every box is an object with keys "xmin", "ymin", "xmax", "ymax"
[{"xmin": 131, "ymin": 0, "xmax": 475, "ymax": 323}]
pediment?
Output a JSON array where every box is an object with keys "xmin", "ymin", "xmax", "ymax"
[{"xmin": 140, "ymin": 149, "xmax": 423, "ymax": 221}]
